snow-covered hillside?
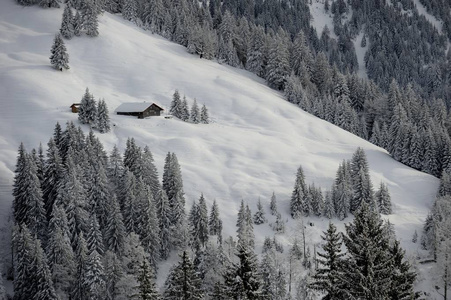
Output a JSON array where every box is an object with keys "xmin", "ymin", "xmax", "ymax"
[{"xmin": 0, "ymin": 0, "xmax": 440, "ymax": 293}]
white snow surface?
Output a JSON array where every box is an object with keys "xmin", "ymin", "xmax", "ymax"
[
  {"xmin": 0, "ymin": 0, "xmax": 441, "ymax": 295},
  {"xmin": 115, "ymin": 102, "xmax": 162, "ymax": 113},
  {"xmin": 309, "ymin": 0, "xmax": 337, "ymax": 39}
]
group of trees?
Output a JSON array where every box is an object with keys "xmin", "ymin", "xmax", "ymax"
[
  {"xmin": 421, "ymin": 168, "xmax": 451, "ymax": 298},
  {"xmin": 169, "ymin": 90, "xmax": 210, "ymax": 124},
  {"xmin": 11, "ymin": 123, "xmax": 225, "ymax": 299},
  {"xmin": 290, "ymin": 147, "xmax": 392, "ymax": 221},
  {"xmin": 78, "ymin": 87, "xmax": 111, "ymax": 133},
  {"xmin": 311, "ymin": 205, "xmax": 418, "ymax": 299}
]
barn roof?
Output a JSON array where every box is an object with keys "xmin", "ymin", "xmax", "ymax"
[{"xmin": 115, "ymin": 102, "xmax": 163, "ymax": 113}]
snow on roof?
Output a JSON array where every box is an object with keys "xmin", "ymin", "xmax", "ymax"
[{"xmin": 115, "ymin": 102, "xmax": 154, "ymax": 113}]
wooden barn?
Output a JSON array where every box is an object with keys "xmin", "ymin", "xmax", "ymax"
[
  {"xmin": 70, "ymin": 103, "xmax": 81, "ymax": 113},
  {"xmin": 115, "ymin": 102, "xmax": 164, "ymax": 119}
]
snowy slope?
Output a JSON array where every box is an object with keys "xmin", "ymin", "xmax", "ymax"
[{"xmin": 0, "ymin": 0, "xmax": 440, "ymax": 293}]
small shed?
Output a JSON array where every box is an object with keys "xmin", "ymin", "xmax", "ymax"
[
  {"xmin": 70, "ymin": 103, "xmax": 81, "ymax": 113},
  {"xmin": 116, "ymin": 102, "xmax": 164, "ymax": 119}
]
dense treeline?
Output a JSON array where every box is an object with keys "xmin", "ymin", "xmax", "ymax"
[{"xmin": 10, "ymin": 122, "xmax": 417, "ymax": 299}]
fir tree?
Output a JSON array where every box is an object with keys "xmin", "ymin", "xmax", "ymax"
[
  {"xmin": 181, "ymin": 96, "xmax": 190, "ymax": 122},
  {"xmin": 375, "ymin": 182, "xmax": 392, "ymax": 214},
  {"xmin": 104, "ymin": 195, "xmax": 126, "ymax": 255},
  {"xmin": 73, "ymin": 11, "xmax": 83, "ymax": 36},
  {"xmin": 50, "ymin": 33, "xmax": 70, "ymax": 71},
  {"xmin": 163, "ymin": 251, "xmax": 203, "ymax": 300},
  {"xmin": 137, "ymin": 261, "xmax": 160, "ymax": 300},
  {"xmin": 200, "ymin": 104, "xmax": 209, "ymax": 124},
  {"xmin": 190, "ymin": 99, "xmax": 200, "ymax": 124},
  {"xmin": 272, "ymin": 212, "xmax": 285, "ymax": 234},
  {"xmin": 341, "ymin": 203, "xmax": 394, "ymax": 299},
  {"xmin": 208, "ymin": 199, "xmax": 223, "ymax": 244},
  {"xmin": 84, "ymin": 1, "xmax": 99, "ymax": 36},
  {"xmin": 269, "ymin": 192, "xmax": 278, "ymax": 216},
  {"xmin": 122, "ymin": 0, "xmax": 137, "ymax": 22},
  {"xmin": 96, "ymin": 98, "xmax": 110, "ymax": 133},
  {"xmin": 224, "ymin": 244, "xmax": 261, "ymax": 300},
  {"xmin": 350, "ymin": 148, "xmax": 375, "ymax": 213},
  {"xmin": 73, "ymin": 232, "xmax": 90, "ymax": 300},
  {"xmin": 42, "ymin": 138, "xmax": 64, "ymax": 220},
  {"xmin": 290, "ymin": 165, "xmax": 308, "ymax": 218},
  {"xmin": 78, "ymin": 88, "xmax": 97, "ymax": 126},
  {"xmin": 169, "ymin": 90, "xmax": 183, "ymax": 119},
  {"xmin": 156, "ymin": 189, "xmax": 171, "ymax": 260},
  {"xmin": 253, "ymin": 198, "xmax": 266, "ymax": 225},
  {"xmin": 84, "ymin": 249, "xmax": 106, "ymax": 300},
  {"xmin": 387, "ymin": 240, "xmax": 418, "ymax": 299},
  {"xmin": 323, "ymin": 190, "xmax": 335, "ymax": 219},
  {"xmin": 103, "ymin": 250, "xmax": 123, "ymax": 300},
  {"xmin": 60, "ymin": 5, "xmax": 74, "ymax": 39},
  {"xmin": 310, "ymin": 222, "xmax": 345, "ymax": 299},
  {"xmin": 141, "ymin": 146, "xmax": 161, "ymax": 200}
]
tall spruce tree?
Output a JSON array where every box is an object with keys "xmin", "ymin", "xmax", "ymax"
[
  {"xmin": 190, "ymin": 99, "xmax": 201, "ymax": 124},
  {"xmin": 200, "ymin": 104, "xmax": 209, "ymax": 124},
  {"xmin": 137, "ymin": 261, "xmax": 160, "ymax": 300},
  {"xmin": 96, "ymin": 99, "xmax": 110, "ymax": 133},
  {"xmin": 208, "ymin": 199, "xmax": 223, "ymax": 244},
  {"xmin": 78, "ymin": 88, "xmax": 97, "ymax": 126},
  {"xmin": 163, "ymin": 251, "xmax": 203, "ymax": 300},
  {"xmin": 350, "ymin": 148, "xmax": 375, "ymax": 213},
  {"xmin": 375, "ymin": 182, "xmax": 392, "ymax": 214},
  {"xmin": 290, "ymin": 165, "xmax": 309, "ymax": 218},
  {"xmin": 50, "ymin": 33, "xmax": 70, "ymax": 71},
  {"xmin": 310, "ymin": 222, "xmax": 345, "ymax": 299},
  {"xmin": 60, "ymin": 5, "xmax": 74, "ymax": 39}
]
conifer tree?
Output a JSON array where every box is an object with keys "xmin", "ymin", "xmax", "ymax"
[
  {"xmin": 310, "ymin": 222, "xmax": 345, "ymax": 299},
  {"xmin": 122, "ymin": 0, "xmax": 137, "ymax": 22},
  {"xmin": 290, "ymin": 165, "xmax": 309, "ymax": 218},
  {"xmin": 269, "ymin": 192, "xmax": 278, "ymax": 216},
  {"xmin": 60, "ymin": 5, "xmax": 74, "ymax": 39},
  {"xmin": 181, "ymin": 96, "xmax": 190, "ymax": 122},
  {"xmin": 387, "ymin": 240, "xmax": 418, "ymax": 299},
  {"xmin": 163, "ymin": 251, "xmax": 203, "ymax": 300},
  {"xmin": 253, "ymin": 198, "xmax": 266, "ymax": 225},
  {"xmin": 341, "ymin": 203, "xmax": 394, "ymax": 299},
  {"xmin": 13, "ymin": 151, "xmax": 47, "ymax": 241},
  {"xmin": 138, "ymin": 186, "xmax": 160, "ymax": 271},
  {"xmin": 272, "ymin": 212, "xmax": 285, "ymax": 234},
  {"xmin": 323, "ymin": 190, "xmax": 335, "ymax": 219},
  {"xmin": 375, "ymin": 182, "xmax": 392, "ymax": 215},
  {"xmin": 73, "ymin": 232, "xmax": 90, "ymax": 300},
  {"xmin": 50, "ymin": 33, "xmax": 70, "ymax": 71},
  {"xmin": 266, "ymin": 33, "xmax": 290, "ymax": 90},
  {"xmin": 137, "ymin": 261, "xmax": 160, "ymax": 300},
  {"xmin": 224, "ymin": 244, "xmax": 261, "ymax": 300},
  {"xmin": 78, "ymin": 88, "xmax": 97, "ymax": 126},
  {"xmin": 42, "ymin": 138, "xmax": 64, "ymax": 220},
  {"xmin": 190, "ymin": 99, "xmax": 201, "ymax": 124},
  {"xmin": 156, "ymin": 189, "xmax": 171, "ymax": 260},
  {"xmin": 104, "ymin": 195, "xmax": 126, "ymax": 255},
  {"xmin": 208, "ymin": 199, "xmax": 223, "ymax": 244},
  {"xmin": 96, "ymin": 98, "xmax": 110, "ymax": 133},
  {"xmin": 141, "ymin": 146, "xmax": 161, "ymax": 200},
  {"xmin": 84, "ymin": 2, "xmax": 99, "ymax": 37},
  {"xmin": 103, "ymin": 250, "xmax": 123, "ymax": 300},
  {"xmin": 84, "ymin": 249, "xmax": 106, "ymax": 300},
  {"xmin": 73, "ymin": 11, "xmax": 83, "ymax": 36},
  {"xmin": 200, "ymin": 104, "xmax": 209, "ymax": 124},
  {"xmin": 350, "ymin": 148, "xmax": 375, "ymax": 213},
  {"xmin": 169, "ymin": 90, "xmax": 183, "ymax": 119},
  {"xmin": 86, "ymin": 214, "xmax": 104, "ymax": 256}
]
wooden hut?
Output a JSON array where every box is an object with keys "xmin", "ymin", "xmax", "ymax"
[
  {"xmin": 115, "ymin": 102, "xmax": 164, "ymax": 119},
  {"xmin": 70, "ymin": 103, "xmax": 81, "ymax": 113}
]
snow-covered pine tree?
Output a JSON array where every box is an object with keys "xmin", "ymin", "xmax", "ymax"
[
  {"xmin": 197, "ymin": 194, "xmax": 209, "ymax": 248},
  {"xmin": 50, "ymin": 33, "xmax": 70, "ymax": 71},
  {"xmin": 42, "ymin": 138, "xmax": 64, "ymax": 220},
  {"xmin": 60, "ymin": 5, "xmax": 74, "ymax": 39},
  {"xmin": 141, "ymin": 146, "xmax": 161, "ymax": 200},
  {"xmin": 103, "ymin": 250, "xmax": 123, "ymax": 300},
  {"xmin": 266, "ymin": 31, "xmax": 290, "ymax": 90},
  {"xmin": 122, "ymin": 170, "xmax": 139, "ymax": 234},
  {"xmin": 350, "ymin": 147, "xmax": 375, "ymax": 213},
  {"xmin": 208, "ymin": 199, "xmax": 223, "ymax": 244},
  {"xmin": 181, "ymin": 96, "xmax": 190, "ymax": 122},
  {"xmin": 341, "ymin": 203, "xmax": 393, "ymax": 298},
  {"xmin": 224, "ymin": 244, "xmax": 261, "ymax": 300},
  {"xmin": 86, "ymin": 214, "xmax": 104, "ymax": 257},
  {"xmin": 33, "ymin": 235, "xmax": 60, "ymax": 300},
  {"xmin": 290, "ymin": 165, "xmax": 309, "ymax": 218},
  {"xmin": 200, "ymin": 104, "xmax": 209, "ymax": 124},
  {"xmin": 73, "ymin": 232, "xmax": 90, "ymax": 300},
  {"xmin": 46, "ymin": 205, "xmax": 76, "ymax": 298},
  {"xmin": 104, "ymin": 195, "xmax": 126, "ymax": 255},
  {"xmin": 323, "ymin": 190, "xmax": 335, "ymax": 219},
  {"xmin": 12, "ymin": 150, "xmax": 47, "ymax": 240},
  {"xmin": 137, "ymin": 260, "xmax": 160, "ymax": 300},
  {"xmin": 163, "ymin": 251, "xmax": 203, "ymax": 300},
  {"xmin": 156, "ymin": 189, "xmax": 171, "ymax": 260},
  {"xmin": 122, "ymin": 0, "xmax": 137, "ymax": 22},
  {"xmin": 269, "ymin": 192, "xmax": 278, "ymax": 215},
  {"xmin": 375, "ymin": 182, "xmax": 392, "ymax": 214},
  {"xmin": 332, "ymin": 160, "xmax": 352, "ymax": 220},
  {"xmin": 73, "ymin": 11, "xmax": 83, "ymax": 36},
  {"xmin": 83, "ymin": 1, "xmax": 99, "ymax": 37},
  {"xmin": 96, "ymin": 98, "xmax": 110, "ymax": 133},
  {"xmin": 84, "ymin": 248, "xmax": 106, "ymax": 300},
  {"xmin": 309, "ymin": 222, "xmax": 345, "ymax": 298},
  {"xmin": 253, "ymin": 198, "xmax": 266, "ymax": 225},
  {"xmin": 169, "ymin": 90, "xmax": 183, "ymax": 119},
  {"xmin": 272, "ymin": 212, "xmax": 285, "ymax": 234},
  {"xmin": 190, "ymin": 99, "xmax": 201, "ymax": 124},
  {"xmin": 310, "ymin": 184, "xmax": 324, "ymax": 217},
  {"xmin": 78, "ymin": 88, "xmax": 97, "ymax": 125},
  {"xmin": 123, "ymin": 137, "xmax": 142, "ymax": 178}
]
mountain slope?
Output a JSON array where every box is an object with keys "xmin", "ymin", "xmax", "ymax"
[{"xmin": 0, "ymin": 0, "xmax": 440, "ymax": 291}]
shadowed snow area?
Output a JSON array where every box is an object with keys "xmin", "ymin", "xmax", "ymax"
[{"xmin": 0, "ymin": 0, "xmax": 439, "ymax": 282}]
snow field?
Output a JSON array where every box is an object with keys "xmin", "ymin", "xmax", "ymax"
[{"xmin": 0, "ymin": 0, "xmax": 441, "ymax": 291}]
